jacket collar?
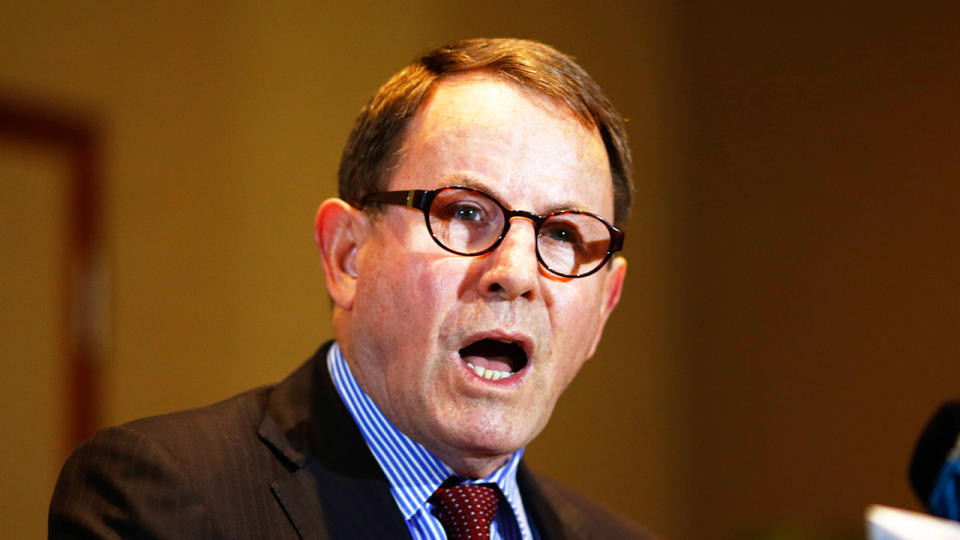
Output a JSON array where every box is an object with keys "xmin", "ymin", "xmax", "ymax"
[
  {"xmin": 518, "ymin": 462, "xmax": 577, "ymax": 540},
  {"xmin": 257, "ymin": 343, "xmax": 411, "ymax": 539},
  {"xmin": 254, "ymin": 342, "xmax": 578, "ymax": 540}
]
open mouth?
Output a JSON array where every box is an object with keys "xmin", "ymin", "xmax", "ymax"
[{"xmin": 459, "ymin": 339, "xmax": 528, "ymax": 381}]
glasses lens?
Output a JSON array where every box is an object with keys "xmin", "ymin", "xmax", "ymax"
[
  {"xmin": 537, "ymin": 212, "xmax": 613, "ymax": 277},
  {"xmin": 427, "ymin": 188, "xmax": 505, "ymax": 255}
]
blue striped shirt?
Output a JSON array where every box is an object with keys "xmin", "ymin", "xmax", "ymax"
[{"xmin": 327, "ymin": 342, "xmax": 535, "ymax": 540}]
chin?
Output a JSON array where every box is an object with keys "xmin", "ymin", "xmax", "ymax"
[{"xmin": 443, "ymin": 413, "xmax": 544, "ymax": 459}]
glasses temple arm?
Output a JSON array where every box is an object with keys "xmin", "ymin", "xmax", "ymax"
[{"xmin": 361, "ymin": 190, "xmax": 430, "ymax": 210}]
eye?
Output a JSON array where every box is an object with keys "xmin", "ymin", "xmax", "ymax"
[
  {"xmin": 453, "ymin": 203, "xmax": 483, "ymax": 222},
  {"xmin": 541, "ymin": 223, "xmax": 582, "ymax": 245}
]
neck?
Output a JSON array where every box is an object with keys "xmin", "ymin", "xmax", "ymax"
[{"xmin": 429, "ymin": 443, "xmax": 515, "ymax": 479}]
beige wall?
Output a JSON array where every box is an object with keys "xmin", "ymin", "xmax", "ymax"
[{"xmin": 1, "ymin": 2, "xmax": 681, "ymax": 538}]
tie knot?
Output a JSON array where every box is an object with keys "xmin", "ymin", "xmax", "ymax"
[{"xmin": 430, "ymin": 484, "xmax": 499, "ymax": 540}]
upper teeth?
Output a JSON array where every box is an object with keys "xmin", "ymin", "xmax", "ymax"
[{"xmin": 466, "ymin": 362, "xmax": 514, "ymax": 381}]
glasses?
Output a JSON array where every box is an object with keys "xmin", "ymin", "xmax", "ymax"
[{"xmin": 359, "ymin": 186, "xmax": 624, "ymax": 278}]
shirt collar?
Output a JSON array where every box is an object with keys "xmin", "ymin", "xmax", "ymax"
[{"xmin": 326, "ymin": 342, "xmax": 530, "ymax": 528}]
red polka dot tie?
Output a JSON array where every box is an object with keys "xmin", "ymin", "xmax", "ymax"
[{"xmin": 430, "ymin": 484, "xmax": 500, "ymax": 540}]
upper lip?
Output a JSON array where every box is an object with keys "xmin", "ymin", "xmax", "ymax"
[{"xmin": 459, "ymin": 330, "xmax": 535, "ymax": 365}]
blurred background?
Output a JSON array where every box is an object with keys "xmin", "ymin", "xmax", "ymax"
[{"xmin": 2, "ymin": 1, "xmax": 959, "ymax": 538}]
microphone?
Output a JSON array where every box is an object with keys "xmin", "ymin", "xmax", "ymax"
[{"xmin": 909, "ymin": 400, "xmax": 960, "ymax": 520}]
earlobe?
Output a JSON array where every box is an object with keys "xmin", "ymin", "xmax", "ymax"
[{"xmin": 315, "ymin": 198, "xmax": 365, "ymax": 310}]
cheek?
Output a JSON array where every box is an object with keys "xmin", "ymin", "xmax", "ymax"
[
  {"xmin": 546, "ymin": 281, "xmax": 607, "ymax": 356},
  {"xmin": 355, "ymin": 233, "xmax": 462, "ymax": 349}
]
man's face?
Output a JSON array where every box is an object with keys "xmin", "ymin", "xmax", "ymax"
[{"xmin": 343, "ymin": 72, "xmax": 626, "ymax": 475}]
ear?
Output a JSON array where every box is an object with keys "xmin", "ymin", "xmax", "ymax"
[
  {"xmin": 587, "ymin": 255, "xmax": 627, "ymax": 357},
  {"xmin": 314, "ymin": 198, "xmax": 365, "ymax": 311}
]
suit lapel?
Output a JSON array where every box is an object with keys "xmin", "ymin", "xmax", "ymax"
[
  {"xmin": 519, "ymin": 462, "xmax": 588, "ymax": 540},
  {"xmin": 270, "ymin": 468, "xmax": 329, "ymax": 539},
  {"xmin": 258, "ymin": 344, "xmax": 412, "ymax": 539},
  {"xmin": 269, "ymin": 463, "xmax": 408, "ymax": 540}
]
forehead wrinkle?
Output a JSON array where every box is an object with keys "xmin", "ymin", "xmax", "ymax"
[{"xmin": 439, "ymin": 173, "xmax": 590, "ymax": 216}]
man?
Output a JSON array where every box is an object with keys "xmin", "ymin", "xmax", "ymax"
[{"xmin": 50, "ymin": 38, "xmax": 649, "ymax": 539}]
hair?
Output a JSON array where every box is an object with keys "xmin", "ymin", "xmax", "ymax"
[{"xmin": 337, "ymin": 38, "xmax": 633, "ymax": 228}]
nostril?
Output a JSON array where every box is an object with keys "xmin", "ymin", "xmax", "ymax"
[{"xmin": 488, "ymin": 283, "xmax": 504, "ymax": 293}]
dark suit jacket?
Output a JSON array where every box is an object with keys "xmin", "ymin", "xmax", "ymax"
[{"xmin": 50, "ymin": 343, "xmax": 652, "ymax": 539}]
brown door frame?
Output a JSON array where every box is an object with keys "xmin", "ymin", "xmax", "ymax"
[{"xmin": 0, "ymin": 97, "xmax": 103, "ymax": 451}]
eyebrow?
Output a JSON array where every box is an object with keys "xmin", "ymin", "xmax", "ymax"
[{"xmin": 439, "ymin": 173, "xmax": 587, "ymax": 216}]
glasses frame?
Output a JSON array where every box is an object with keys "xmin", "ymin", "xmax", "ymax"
[{"xmin": 359, "ymin": 186, "xmax": 624, "ymax": 278}]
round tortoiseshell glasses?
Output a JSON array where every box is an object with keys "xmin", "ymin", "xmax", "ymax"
[{"xmin": 360, "ymin": 186, "xmax": 624, "ymax": 278}]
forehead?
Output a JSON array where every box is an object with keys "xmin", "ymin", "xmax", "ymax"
[{"xmin": 390, "ymin": 73, "xmax": 614, "ymax": 218}]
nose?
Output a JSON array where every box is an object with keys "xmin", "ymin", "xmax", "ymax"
[{"xmin": 477, "ymin": 216, "xmax": 540, "ymax": 300}]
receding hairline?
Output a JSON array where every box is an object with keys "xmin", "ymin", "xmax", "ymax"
[
  {"xmin": 391, "ymin": 69, "xmax": 610, "ymax": 165},
  {"xmin": 383, "ymin": 69, "xmax": 616, "ymax": 210},
  {"xmin": 338, "ymin": 38, "xmax": 633, "ymax": 228},
  {"xmin": 421, "ymin": 68, "xmax": 605, "ymax": 129}
]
